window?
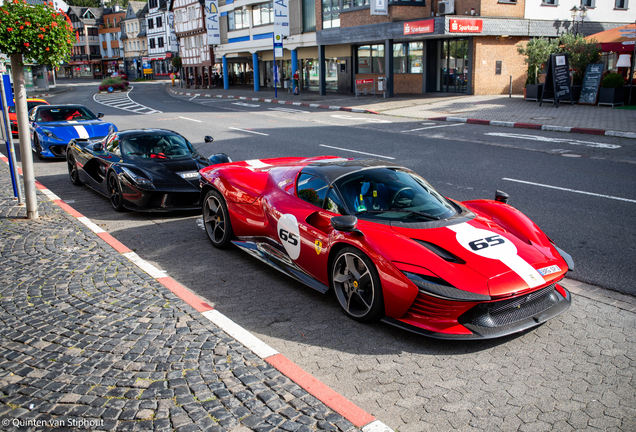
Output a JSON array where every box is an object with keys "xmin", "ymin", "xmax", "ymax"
[
  {"xmin": 229, "ymin": 8, "xmax": 250, "ymax": 30},
  {"xmin": 149, "ymin": 0, "xmax": 157, "ymax": 8},
  {"xmin": 148, "ymin": 18, "xmax": 154, "ymax": 29},
  {"xmin": 357, "ymin": 44, "xmax": 388, "ymax": 73},
  {"xmin": 392, "ymin": 42, "xmax": 423, "ymax": 73},
  {"xmin": 325, "ymin": 189, "xmax": 345, "ymax": 215},
  {"xmin": 188, "ymin": 6, "xmax": 196, "ymax": 20},
  {"xmin": 615, "ymin": 0, "xmax": 628, "ymax": 8},
  {"xmin": 302, "ymin": 0, "xmax": 315, "ymax": 31},
  {"xmin": 156, "ymin": 16, "xmax": 162, "ymax": 27},
  {"xmin": 158, "ymin": 37, "xmax": 164, "ymax": 48},
  {"xmin": 322, "ymin": 0, "xmax": 340, "ymax": 29},
  {"xmin": 150, "ymin": 38, "xmax": 156, "ymax": 49},
  {"xmin": 142, "ymin": 40, "xmax": 145, "ymax": 49},
  {"xmin": 106, "ymin": 134, "xmax": 120, "ymax": 154},
  {"xmin": 541, "ymin": 0, "xmax": 558, "ymax": 4},
  {"xmin": 297, "ymin": 173, "xmax": 329, "ymax": 208},
  {"xmin": 253, "ymin": 2, "xmax": 274, "ymax": 26},
  {"xmin": 113, "ymin": 48, "xmax": 120, "ymax": 56}
]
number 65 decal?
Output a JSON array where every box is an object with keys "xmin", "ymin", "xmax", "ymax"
[
  {"xmin": 279, "ymin": 228, "xmax": 299, "ymax": 246},
  {"xmin": 469, "ymin": 235, "xmax": 505, "ymax": 251}
]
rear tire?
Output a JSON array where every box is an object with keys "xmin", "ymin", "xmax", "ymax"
[
  {"xmin": 108, "ymin": 172, "xmax": 125, "ymax": 212},
  {"xmin": 203, "ymin": 189, "xmax": 234, "ymax": 249},
  {"xmin": 331, "ymin": 247, "xmax": 384, "ymax": 322},
  {"xmin": 67, "ymin": 153, "xmax": 83, "ymax": 186}
]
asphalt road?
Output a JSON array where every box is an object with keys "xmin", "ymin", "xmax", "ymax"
[
  {"xmin": 6, "ymin": 83, "xmax": 636, "ymax": 432},
  {"xmin": 16, "ymin": 82, "xmax": 636, "ymax": 296}
]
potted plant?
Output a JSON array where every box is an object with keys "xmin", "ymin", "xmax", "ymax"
[
  {"xmin": 598, "ymin": 72, "xmax": 625, "ymax": 107},
  {"xmin": 517, "ymin": 37, "xmax": 559, "ymax": 101},
  {"xmin": 557, "ymin": 33, "xmax": 601, "ymax": 103}
]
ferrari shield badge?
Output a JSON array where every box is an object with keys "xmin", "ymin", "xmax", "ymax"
[{"xmin": 315, "ymin": 240, "xmax": 323, "ymax": 255}]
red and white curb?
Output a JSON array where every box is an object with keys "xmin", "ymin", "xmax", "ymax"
[
  {"xmin": 428, "ymin": 117, "xmax": 636, "ymax": 139},
  {"xmin": 0, "ymin": 152, "xmax": 393, "ymax": 432},
  {"xmin": 167, "ymin": 87, "xmax": 379, "ymax": 115}
]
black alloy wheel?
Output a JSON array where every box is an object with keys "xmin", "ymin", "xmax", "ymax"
[
  {"xmin": 67, "ymin": 153, "xmax": 83, "ymax": 186},
  {"xmin": 331, "ymin": 247, "xmax": 384, "ymax": 322},
  {"xmin": 203, "ymin": 189, "xmax": 234, "ymax": 249},
  {"xmin": 34, "ymin": 136, "xmax": 44, "ymax": 160},
  {"xmin": 108, "ymin": 173, "xmax": 125, "ymax": 212}
]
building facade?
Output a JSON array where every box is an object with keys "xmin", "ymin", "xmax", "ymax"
[
  {"xmin": 121, "ymin": 1, "xmax": 149, "ymax": 80},
  {"xmin": 98, "ymin": 6, "xmax": 126, "ymax": 76},
  {"xmin": 169, "ymin": 0, "xmax": 214, "ymax": 87},
  {"xmin": 67, "ymin": 6, "xmax": 104, "ymax": 79},
  {"xmin": 147, "ymin": 0, "xmax": 176, "ymax": 76}
]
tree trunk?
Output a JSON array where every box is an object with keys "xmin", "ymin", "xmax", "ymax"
[{"xmin": 11, "ymin": 53, "xmax": 38, "ymax": 219}]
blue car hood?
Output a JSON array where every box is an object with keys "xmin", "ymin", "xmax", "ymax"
[{"xmin": 39, "ymin": 120, "xmax": 113, "ymax": 141}]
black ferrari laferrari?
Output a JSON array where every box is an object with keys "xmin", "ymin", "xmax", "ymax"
[{"xmin": 67, "ymin": 129, "xmax": 231, "ymax": 212}]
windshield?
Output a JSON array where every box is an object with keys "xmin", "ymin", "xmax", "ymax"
[
  {"xmin": 334, "ymin": 167, "xmax": 456, "ymax": 221},
  {"xmin": 121, "ymin": 133, "xmax": 195, "ymax": 160},
  {"xmin": 9, "ymin": 101, "xmax": 48, "ymax": 114},
  {"xmin": 36, "ymin": 106, "xmax": 97, "ymax": 122}
]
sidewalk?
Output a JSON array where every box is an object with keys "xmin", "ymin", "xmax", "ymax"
[
  {"xmin": 0, "ymin": 159, "xmax": 386, "ymax": 431},
  {"xmin": 164, "ymin": 84, "xmax": 636, "ymax": 137}
]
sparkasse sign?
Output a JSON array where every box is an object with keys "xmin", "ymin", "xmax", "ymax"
[
  {"xmin": 404, "ymin": 20, "xmax": 434, "ymax": 35},
  {"xmin": 449, "ymin": 19, "xmax": 482, "ymax": 33}
]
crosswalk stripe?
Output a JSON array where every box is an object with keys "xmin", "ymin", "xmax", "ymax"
[{"xmin": 93, "ymin": 86, "xmax": 162, "ymax": 115}]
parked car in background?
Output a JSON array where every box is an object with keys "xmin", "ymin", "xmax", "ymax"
[
  {"xmin": 8, "ymin": 98, "xmax": 49, "ymax": 137},
  {"xmin": 110, "ymin": 71, "xmax": 127, "ymax": 80}
]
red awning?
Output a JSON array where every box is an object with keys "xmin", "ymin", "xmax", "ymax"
[{"xmin": 585, "ymin": 24, "xmax": 636, "ymax": 53}]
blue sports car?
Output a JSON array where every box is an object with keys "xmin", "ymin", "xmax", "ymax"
[{"xmin": 28, "ymin": 104, "xmax": 117, "ymax": 159}]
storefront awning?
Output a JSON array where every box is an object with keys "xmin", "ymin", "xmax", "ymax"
[{"xmin": 585, "ymin": 24, "xmax": 636, "ymax": 53}]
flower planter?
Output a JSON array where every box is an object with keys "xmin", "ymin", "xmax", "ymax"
[
  {"xmin": 525, "ymin": 84, "xmax": 543, "ymax": 102},
  {"xmin": 598, "ymin": 87, "xmax": 624, "ymax": 107}
]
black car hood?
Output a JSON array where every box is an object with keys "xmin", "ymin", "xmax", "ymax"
[{"xmin": 131, "ymin": 156, "xmax": 208, "ymax": 187}]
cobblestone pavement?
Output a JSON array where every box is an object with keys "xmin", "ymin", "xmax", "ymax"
[{"xmin": 0, "ymin": 162, "xmax": 360, "ymax": 432}]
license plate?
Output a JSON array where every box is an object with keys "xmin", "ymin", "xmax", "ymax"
[{"xmin": 537, "ymin": 265, "xmax": 561, "ymax": 276}]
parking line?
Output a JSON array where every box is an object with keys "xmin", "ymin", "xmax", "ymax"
[
  {"xmin": 319, "ymin": 144, "xmax": 395, "ymax": 160},
  {"xmin": 503, "ymin": 178, "xmax": 636, "ymax": 203},
  {"xmin": 229, "ymin": 127, "xmax": 269, "ymax": 136},
  {"xmin": 178, "ymin": 116, "xmax": 203, "ymax": 123}
]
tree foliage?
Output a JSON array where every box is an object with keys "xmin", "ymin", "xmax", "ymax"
[
  {"xmin": 0, "ymin": 0, "xmax": 76, "ymax": 65},
  {"xmin": 65, "ymin": 0, "xmax": 100, "ymax": 7},
  {"xmin": 517, "ymin": 37, "xmax": 560, "ymax": 86},
  {"xmin": 172, "ymin": 56, "xmax": 182, "ymax": 69}
]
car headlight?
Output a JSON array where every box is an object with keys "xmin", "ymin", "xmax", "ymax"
[
  {"xmin": 402, "ymin": 271, "xmax": 491, "ymax": 302},
  {"xmin": 121, "ymin": 167, "xmax": 153, "ymax": 188},
  {"xmin": 42, "ymin": 129, "xmax": 63, "ymax": 141}
]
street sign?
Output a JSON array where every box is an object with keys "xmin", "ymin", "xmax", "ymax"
[
  {"xmin": 274, "ymin": 33, "xmax": 283, "ymax": 57},
  {"xmin": 622, "ymin": 41, "xmax": 635, "ymax": 45}
]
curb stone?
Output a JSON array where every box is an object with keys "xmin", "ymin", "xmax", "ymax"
[{"xmin": 0, "ymin": 151, "xmax": 394, "ymax": 432}]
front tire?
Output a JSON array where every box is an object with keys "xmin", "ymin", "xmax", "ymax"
[
  {"xmin": 203, "ymin": 189, "xmax": 234, "ymax": 249},
  {"xmin": 67, "ymin": 153, "xmax": 83, "ymax": 186},
  {"xmin": 331, "ymin": 247, "xmax": 384, "ymax": 322},
  {"xmin": 34, "ymin": 136, "xmax": 44, "ymax": 160},
  {"xmin": 108, "ymin": 172, "xmax": 125, "ymax": 212}
]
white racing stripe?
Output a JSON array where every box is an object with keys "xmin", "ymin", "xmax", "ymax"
[
  {"xmin": 448, "ymin": 223, "xmax": 544, "ymax": 289},
  {"xmin": 245, "ymin": 159, "xmax": 271, "ymax": 168},
  {"xmin": 73, "ymin": 125, "xmax": 90, "ymax": 139}
]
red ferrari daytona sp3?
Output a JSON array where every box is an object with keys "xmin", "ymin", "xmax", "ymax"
[{"xmin": 199, "ymin": 156, "xmax": 573, "ymax": 339}]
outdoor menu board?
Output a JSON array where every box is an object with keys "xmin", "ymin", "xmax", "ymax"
[
  {"xmin": 540, "ymin": 54, "xmax": 573, "ymax": 108},
  {"xmin": 578, "ymin": 63, "xmax": 605, "ymax": 105}
]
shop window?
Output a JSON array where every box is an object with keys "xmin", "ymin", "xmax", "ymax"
[
  {"xmin": 357, "ymin": 46, "xmax": 371, "ymax": 73},
  {"xmin": 393, "ymin": 44, "xmax": 406, "ymax": 73},
  {"xmin": 357, "ymin": 45, "xmax": 387, "ymax": 73},
  {"xmin": 371, "ymin": 45, "xmax": 384, "ymax": 73},
  {"xmin": 253, "ymin": 2, "xmax": 274, "ymax": 26},
  {"xmin": 353, "ymin": 0, "xmax": 369, "ymax": 6},
  {"xmin": 393, "ymin": 42, "xmax": 423, "ymax": 73}
]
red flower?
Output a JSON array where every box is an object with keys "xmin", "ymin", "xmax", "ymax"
[
  {"xmin": 19, "ymin": 25, "xmax": 23, "ymax": 29},
  {"xmin": 51, "ymin": 22, "xmax": 57, "ymax": 27},
  {"xmin": 66, "ymin": 39, "xmax": 71, "ymax": 43},
  {"xmin": 40, "ymin": 27, "xmax": 45, "ymax": 31},
  {"xmin": 46, "ymin": 47, "xmax": 50, "ymax": 51},
  {"xmin": 7, "ymin": 27, "xmax": 12, "ymax": 31},
  {"xmin": 38, "ymin": 34, "xmax": 44, "ymax": 39},
  {"xmin": 24, "ymin": 21, "xmax": 30, "ymax": 26},
  {"xmin": 24, "ymin": 42, "xmax": 29, "ymax": 47},
  {"xmin": 2, "ymin": 10, "xmax": 9, "ymax": 15}
]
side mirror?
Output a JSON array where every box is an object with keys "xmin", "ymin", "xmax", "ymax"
[
  {"xmin": 97, "ymin": 113, "xmax": 104, "ymax": 118},
  {"xmin": 204, "ymin": 136, "xmax": 214, "ymax": 143},
  {"xmin": 495, "ymin": 190, "xmax": 509, "ymax": 204},
  {"xmin": 331, "ymin": 215, "xmax": 362, "ymax": 235}
]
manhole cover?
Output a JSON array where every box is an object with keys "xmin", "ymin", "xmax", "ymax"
[{"xmin": 531, "ymin": 117, "xmax": 555, "ymax": 120}]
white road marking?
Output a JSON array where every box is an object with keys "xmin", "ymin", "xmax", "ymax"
[
  {"xmin": 189, "ymin": 95, "xmax": 198, "ymax": 101},
  {"xmin": 319, "ymin": 144, "xmax": 395, "ymax": 160},
  {"xmin": 178, "ymin": 116, "xmax": 202, "ymax": 123},
  {"xmin": 268, "ymin": 107, "xmax": 310, "ymax": 114},
  {"xmin": 486, "ymin": 132, "xmax": 621, "ymax": 149},
  {"xmin": 93, "ymin": 86, "xmax": 162, "ymax": 115},
  {"xmin": 503, "ymin": 178, "xmax": 636, "ymax": 203},
  {"xmin": 122, "ymin": 251, "xmax": 168, "ymax": 279},
  {"xmin": 330, "ymin": 114, "xmax": 392, "ymax": 123},
  {"xmin": 229, "ymin": 127, "xmax": 269, "ymax": 136},
  {"xmin": 233, "ymin": 102, "xmax": 260, "ymax": 107},
  {"xmin": 404, "ymin": 123, "xmax": 465, "ymax": 132}
]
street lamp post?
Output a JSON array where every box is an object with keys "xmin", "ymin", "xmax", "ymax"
[{"xmin": 570, "ymin": 5, "xmax": 588, "ymax": 36}]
